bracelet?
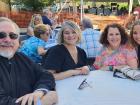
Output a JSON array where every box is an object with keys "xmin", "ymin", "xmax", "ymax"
[
  {"xmin": 109, "ymin": 65, "xmax": 113, "ymax": 71},
  {"xmin": 87, "ymin": 65, "xmax": 95, "ymax": 71},
  {"xmin": 41, "ymin": 90, "xmax": 48, "ymax": 96},
  {"xmin": 35, "ymin": 89, "xmax": 49, "ymax": 96}
]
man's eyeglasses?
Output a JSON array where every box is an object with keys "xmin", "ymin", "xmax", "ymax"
[
  {"xmin": 0, "ymin": 32, "xmax": 18, "ymax": 40},
  {"xmin": 78, "ymin": 79, "xmax": 92, "ymax": 90}
]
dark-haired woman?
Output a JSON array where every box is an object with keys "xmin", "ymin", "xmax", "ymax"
[{"xmin": 93, "ymin": 23, "xmax": 138, "ymax": 70}]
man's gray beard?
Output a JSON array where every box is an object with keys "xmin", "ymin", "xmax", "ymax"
[{"xmin": 0, "ymin": 51, "xmax": 14, "ymax": 59}]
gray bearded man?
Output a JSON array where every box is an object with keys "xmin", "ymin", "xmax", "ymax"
[{"xmin": 0, "ymin": 17, "xmax": 58, "ymax": 105}]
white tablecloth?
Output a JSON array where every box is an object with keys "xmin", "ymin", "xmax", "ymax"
[{"xmin": 56, "ymin": 70, "xmax": 140, "ymax": 105}]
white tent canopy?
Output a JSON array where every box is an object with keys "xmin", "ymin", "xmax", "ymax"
[{"xmin": 128, "ymin": 0, "xmax": 133, "ymax": 15}]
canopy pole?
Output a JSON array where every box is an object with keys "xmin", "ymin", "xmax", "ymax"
[
  {"xmin": 80, "ymin": 0, "xmax": 83, "ymax": 22},
  {"xmin": 128, "ymin": 0, "xmax": 133, "ymax": 15},
  {"xmin": 138, "ymin": 0, "xmax": 140, "ymax": 5}
]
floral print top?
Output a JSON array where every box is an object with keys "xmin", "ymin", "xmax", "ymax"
[{"xmin": 93, "ymin": 44, "xmax": 137, "ymax": 69}]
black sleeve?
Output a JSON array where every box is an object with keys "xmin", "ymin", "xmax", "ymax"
[
  {"xmin": 138, "ymin": 46, "xmax": 140, "ymax": 67},
  {"xmin": 83, "ymin": 50, "xmax": 88, "ymax": 65},
  {"xmin": 0, "ymin": 53, "xmax": 55, "ymax": 105},
  {"xmin": 42, "ymin": 46, "xmax": 65, "ymax": 72},
  {"xmin": 0, "ymin": 82, "xmax": 20, "ymax": 105},
  {"xmin": 33, "ymin": 63, "xmax": 56, "ymax": 91},
  {"xmin": 20, "ymin": 52, "xmax": 56, "ymax": 91}
]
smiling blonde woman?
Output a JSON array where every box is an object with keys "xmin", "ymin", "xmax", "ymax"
[{"xmin": 42, "ymin": 20, "xmax": 90, "ymax": 80}]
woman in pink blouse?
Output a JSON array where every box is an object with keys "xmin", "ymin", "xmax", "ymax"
[{"xmin": 93, "ymin": 23, "xmax": 138, "ymax": 70}]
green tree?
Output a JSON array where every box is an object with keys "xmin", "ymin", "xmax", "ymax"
[
  {"xmin": 22, "ymin": 0, "xmax": 44, "ymax": 11},
  {"xmin": 133, "ymin": 0, "xmax": 139, "ymax": 6},
  {"xmin": 11, "ymin": 0, "xmax": 55, "ymax": 11},
  {"xmin": 0, "ymin": 0, "xmax": 12, "ymax": 11}
]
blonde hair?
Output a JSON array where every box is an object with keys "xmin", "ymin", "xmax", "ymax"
[
  {"xmin": 34, "ymin": 24, "xmax": 50, "ymax": 38},
  {"xmin": 29, "ymin": 14, "xmax": 43, "ymax": 28},
  {"xmin": 0, "ymin": 17, "xmax": 20, "ymax": 35},
  {"xmin": 57, "ymin": 20, "xmax": 82, "ymax": 44}
]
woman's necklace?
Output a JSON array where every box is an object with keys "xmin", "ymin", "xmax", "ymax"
[{"xmin": 107, "ymin": 46, "xmax": 119, "ymax": 55}]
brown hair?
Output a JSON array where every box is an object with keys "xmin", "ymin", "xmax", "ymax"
[
  {"xmin": 100, "ymin": 23, "xmax": 129, "ymax": 46},
  {"xmin": 130, "ymin": 19, "xmax": 140, "ymax": 47}
]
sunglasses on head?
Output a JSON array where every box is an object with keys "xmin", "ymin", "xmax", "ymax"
[
  {"xmin": 38, "ymin": 30, "xmax": 49, "ymax": 36},
  {"xmin": 0, "ymin": 32, "xmax": 18, "ymax": 40}
]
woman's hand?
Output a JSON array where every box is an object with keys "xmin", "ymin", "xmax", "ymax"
[
  {"xmin": 38, "ymin": 46, "xmax": 47, "ymax": 55},
  {"xmin": 76, "ymin": 66, "xmax": 90, "ymax": 75}
]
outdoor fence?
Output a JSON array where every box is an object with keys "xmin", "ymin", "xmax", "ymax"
[
  {"xmin": 0, "ymin": 11, "xmax": 81, "ymax": 28},
  {"xmin": 57, "ymin": 12, "xmax": 80, "ymax": 25},
  {"xmin": 0, "ymin": 11, "xmax": 127, "ymax": 31},
  {"xmin": 0, "ymin": 11, "xmax": 32, "ymax": 28}
]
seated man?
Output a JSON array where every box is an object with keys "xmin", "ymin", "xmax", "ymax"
[
  {"xmin": 0, "ymin": 17, "xmax": 57, "ymax": 105},
  {"xmin": 78, "ymin": 18, "xmax": 102, "ymax": 65}
]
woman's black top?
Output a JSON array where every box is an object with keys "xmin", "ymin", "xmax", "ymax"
[
  {"xmin": 42, "ymin": 44, "xmax": 87, "ymax": 73},
  {"xmin": 137, "ymin": 46, "xmax": 140, "ymax": 67}
]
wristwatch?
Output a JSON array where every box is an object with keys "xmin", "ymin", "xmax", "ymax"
[
  {"xmin": 41, "ymin": 90, "xmax": 48, "ymax": 96},
  {"xmin": 109, "ymin": 65, "xmax": 113, "ymax": 71},
  {"xmin": 36, "ymin": 89, "xmax": 49, "ymax": 96}
]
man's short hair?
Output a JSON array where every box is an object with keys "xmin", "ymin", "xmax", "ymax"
[
  {"xmin": 82, "ymin": 18, "xmax": 93, "ymax": 29},
  {"xmin": 0, "ymin": 17, "xmax": 20, "ymax": 35}
]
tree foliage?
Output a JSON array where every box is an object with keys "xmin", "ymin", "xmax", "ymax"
[
  {"xmin": 22, "ymin": 0, "xmax": 44, "ymax": 11},
  {"xmin": 4, "ymin": 0, "xmax": 140, "ymax": 12},
  {"xmin": 11, "ymin": 0, "xmax": 55, "ymax": 11}
]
